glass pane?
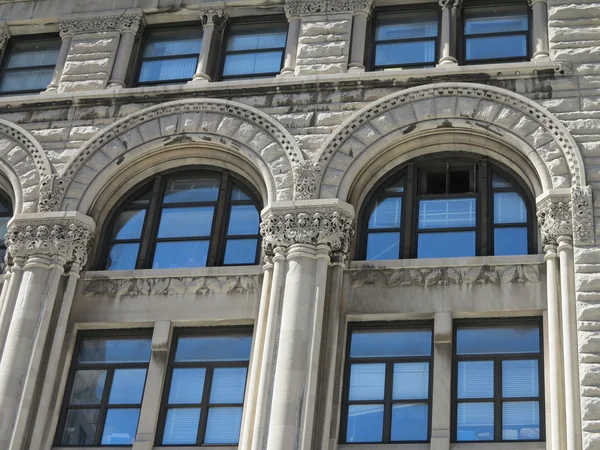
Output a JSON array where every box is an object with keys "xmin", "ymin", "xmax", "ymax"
[
  {"xmin": 210, "ymin": 367, "xmax": 247, "ymax": 403},
  {"xmin": 231, "ymin": 185, "xmax": 251, "ymax": 201},
  {"xmin": 163, "ymin": 177, "xmax": 220, "ymax": 203},
  {"xmin": 109, "ymin": 369, "xmax": 147, "ymax": 404},
  {"xmin": 69, "ymin": 370, "xmax": 106, "ymax": 405},
  {"xmin": 349, "ymin": 363, "xmax": 385, "ymax": 401},
  {"xmin": 228, "ymin": 205, "xmax": 259, "ymax": 235},
  {"xmin": 204, "ymin": 407, "xmax": 243, "ymax": 444},
  {"xmin": 78, "ymin": 338, "xmax": 151, "ymax": 364},
  {"xmin": 106, "ymin": 243, "xmax": 139, "ymax": 270},
  {"xmin": 465, "ymin": 7, "xmax": 528, "ymax": 34},
  {"xmin": 175, "ymin": 336, "xmax": 252, "ymax": 362},
  {"xmin": 152, "ymin": 240, "xmax": 210, "ymax": 268},
  {"xmin": 494, "ymin": 192, "xmax": 527, "ymax": 224},
  {"xmin": 61, "ymin": 409, "xmax": 100, "ymax": 446},
  {"xmin": 143, "ymin": 29, "xmax": 202, "ymax": 57},
  {"xmin": 169, "ymin": 368, "xmax": 206, "ymax": 404},
  {"xmin": 100, "ymin": 408, "xmax": 140, "ymax": 445},
  {"xmin": 391, "ymin": 403, "xmax": 428, "ymax": 441},
  {"xmin": 0, "ymin": 217, "xmax": 9, "ymax": 241},
  {"xmin": 224, "ymin": 239, "xmax": 258, "ymax": 265},
  {"xmin": 502, "ymin": 401, "xmax": 540, "ymax": 440},
  {"xmin": 112, "ymin": 210, "xmax": 146, "ymax": 240},
  {"xmin": 157, "ymin": 206, "xmax": 214, "ymax": 238},
  {"xmin": 376, "ymin": 12, "xmax": 438, "ymax": 40},
  {"xmin": 227, "ymin": 27, "xmax": 287, "ymax": 51},
  {"xmin": 6, "ymin": 41, "xmax": 60, "ymax": 68},
  {"xmin": 466, "ymin": 35, "xmax": 528, "ymax": 61},
  {"xmin": 456, "ymin": 325, "xmax": 540, "ymax": 355},
  {"xmin": 503, "ymin": 360, "xmax": 539, "ymax": 398},
  {"xmin": 494, "ymin": 227, "xmax": 528, "ymax": 256},
  {"xmin": 346, "ymin": 404, "xmax": 384, "ymax": 443},
  {"xmin": 366, "ymin": 232, "xmax": 400, "ymax": 260},
  {"xmin": 351, "ymin": 330, "xmax": 432, "ymax": 358},
  {"xmin": 417, "ymin": 231, "xmax": 476, "ymax": 258},
  {"xmin": 162, "ymin": 408, "xmax": 201, "ymax": 445},
  {"xmin": 375, "ymin": 40, "xmax": 436, "ymax": 67},
  {"xmin": 456, "ymin": 402, "xmax": 494, "ymax": 441},
  {"xmin": 393, "ymin": 363, "xmax": 429, "ymax": 400},
  {"xmin": 384, "ymin": 178, "xmax": 405, "ymax": 193},
  {"xmin": 138, "ymin": 57, "xmax": 198, "ymax": 83},
  {"xmin": 418, "ymin": 199, "xmax": 476, "ymax": 229},
  {"xmin": 457, "ymin": 361, "xmax": 494, "ymax": 399},
  {"xmin": 368, "ymin": 197, "xmax": 402, "ymax": 229},
  {"xmin": 492, "ymin": 173, "xmax": 513, "ymax": 188},
  {"xmin": 223, "ymin": 51, "xmax": 283, "ymax": 77},
  {"xmin": 0, "ymin": 67, "xmax": 55, "ymax": 92}
]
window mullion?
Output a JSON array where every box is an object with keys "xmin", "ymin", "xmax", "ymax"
[
  {"xmin": 495, "ymin": 356, "xmax": 503, "ymax": 442},
  {"xmin": 137, "ymin": 175, "xmax": 163, "ymax": 269},
  {"xmin": 198, "ymin": 366, "xmax": 214, "ymax": 444},
  {"xmin": 95, "ymin": 368, "xmax": 115, "ymax": 445},
  {"xmin": 207, "ymin": 172, "xmax": 231, "ymax": 266},
  {"xmin": 479, "ymin": 159, "xmax": 488, "ymax": 256},
  {"xmin": 383, "ymin": 361, "xmax": 394, "ymax": 442},
  {"xmin": 403, "ymin": 162, "xmax": 416, "ymax": 258}
]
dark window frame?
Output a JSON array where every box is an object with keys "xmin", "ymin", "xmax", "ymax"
[
  {"xmin": 155, "ymin": 326, "xmax": 253, "ymax": 446},
  {"xmin": 96, "ymin": 167, "xmax": 263, "ymax": 270},
  {"xmin": 369, "ymin": 4, "xmax": 441, "ymax": 71},
  {"xmin": 218, "ymin": 16, "xmax": 288, "ymax": 81},
  {"xmin": 0, "ymin": 33, "xmax": 61, "ymax": 95},
  {"xmin": 459, "ymin": 0, "xmax": 532, "ymax": 65},
  {"xmin": 451, "ymin": 318, "xmax": 545, "ymax": 443},
  {"xmin": 134, "ymin": 23, "xmax": 204, "ymax": 87},
  {"xmin": 357, "ymin": 153, "xmax": 536, "ymax": 260},
  {"xmin": 340, "ymin": 321, "xmax": 435, "ymax": 444},
  {"xmin": 55, "ymin": 329, "xmax": 153, "ymax": 447}
]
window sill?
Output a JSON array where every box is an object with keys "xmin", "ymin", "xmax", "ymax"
[
  {"xmin": 349, "ymin": 254, "xmax": 544, "ymax": 271},
  {"xmin": 338, "ymin": 443, "xmax": 545, "ymax": 450},
  {"xmin": 53, "ymin": 447, "xmax": 237, "ymax": 450},
  {"xmin": 82, "ymin": 264, "xmax": 262, "ymax": 280}
]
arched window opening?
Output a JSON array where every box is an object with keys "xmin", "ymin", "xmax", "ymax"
[
  {"xmin": 101, "ymin": 170, "xmax": 262, "ymax": 270},
  {"xmin": 361, "ymin": 155, "xmax": 534, "ymax": 260}
]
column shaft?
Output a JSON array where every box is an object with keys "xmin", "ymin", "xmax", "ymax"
[
  {"xmin": 108, "ymin": 31, "xmax": 136, "ymax": 88},
  {"xmin": 45, "ymin": 35, "xmax": 72, "ymax": 93},
  {"xmin": 280, "ymin": 17, "xmax": 301, "ymax": 76},
  {"xmin": 348, "ymin": 12, "xmax": 369, "ymax": 72},
  {"xmin": 431, "ymin": 312, "xmax": 452, "ymax": 450},
  {"xmin": 531, "ymin": 0, "xmax": 550, "ymax": 59},
  {"xmin": 0, "ymin": 262, "xmax": 24, "ymax": 358},
  {"xmin": 438, "ymin": 2, "xmax": 459, "ymax": 65},
  {"xmin": 191, "ymin": 24, "xmax": 215, "ymax": 82}
]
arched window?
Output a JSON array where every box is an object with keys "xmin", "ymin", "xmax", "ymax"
[
  {"xmin": 101, "ymin": 170, "xmax": 262, "ymax": 270},
  {"xmin": 360, "ymin": 154, "xmax": 534, "ymax": 260},
  {"xmin": 0, "ymin": 193, "xmax": 12, "ymax": 267}
]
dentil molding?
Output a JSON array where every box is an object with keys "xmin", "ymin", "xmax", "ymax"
[{"xmin": 59, "ymin": 11, "xmax": 144, "ymax": 36}]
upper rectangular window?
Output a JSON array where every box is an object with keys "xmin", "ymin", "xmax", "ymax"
[
  {"xmin": 157, "ymin": 330, "xmax": 252, "ymax": 446},
  {"xmin": 462, "ymin": 3, "xmax": 530, "ymax": 64},
  {"xmin": 373, "ymin": 9, "xmax": 439, "ymax": 70},
  {"xmin": 221, "ymin": 21, "xmax": 287, "ymax": 80},
  {"xmin": 56, "ymin": 334, "xmax": 152, "ymax": 446},
  {"xmin": 136, "ymin": 26, "xmax": 203, "ymax": 86},
  {"xmin": 453, "ymin": 321, "xmax": 543, "ymax": 442},
  {"xmin": 341, "ymin": 324, "xmax": 433, "ymax": 443},
  {"xmin": 0, "ymin": 36, "xmax": 60, "ymax": 94}
]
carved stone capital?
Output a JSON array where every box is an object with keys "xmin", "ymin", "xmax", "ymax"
[
  {"xmin": 438, "ymin": 0, "xmax": 463, "ymax": 8},
  {"xmin": 294, "ymin": 161, "xmax": 322, "ymax": 200},
  {"xmin": 260, "ymin": 200, "xmax": 355, "ymax": 257},
  {"xmin": 0, "ymin": 22, "xmax": 9, "ymax": 51},
  {"xmin": 59, "ymin": 11, "xmax": 144, "ymax": 37},
  {"xmin": 199, "ymin": 5, "xmax": 227, "ymax": 27},
  {"xmin": 537, "ymin": 193, "xmax": 573, "ymax": 246},
  {"xmin": 285, "ymin": 0, "xmax": 373, "ymax": 14},
  {"xmin": 5, "ymin": 212, "xmax": 95, "ymax": 269},
  {"xmin": 38, "ymin": 174, "xmax": 67, "ymax": 212},
  {"xmin": 572, "ymin": 185, "xmax": 595, "ymax": 245}
]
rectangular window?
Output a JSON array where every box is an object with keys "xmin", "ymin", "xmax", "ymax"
[
  {"xmin": 463, "ymin": 3, "xmax": 530, "ymax": 64},
  {"xmin": 221, "ymin": 20, "xmax": 287, "ymax": 80},
  {"xmin": 373, "ymin": 8, "xmax": 439, "ymax": 70},
  {"xmin": 136, "ymin": 26, "xmax": 203, "ymax": 86},
  {"xmin": 158, "ymin": 330, "xmax": 252, "ymax": 445},
  {"xmin": 0, "ymin": 36, "xmax": 60, "ymax": 94},
  {"xmin": 342, "ymin": 324, "xmax": 433, "ymax": 443},
  {"xmin": 453, "ymin": 321, "xmax": 543, "ymax": 442},
  {"xmin": 57, "ymin": 333, "xmax": 152, "ymax": 446}
]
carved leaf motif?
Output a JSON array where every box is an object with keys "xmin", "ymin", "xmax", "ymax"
[
  {"xmin": 151, "ymin": 278, "xmax": 170, "ymax": 295},
  {"xmin": 463, "ymin": 267, "xmax": 482, "ymax": 284},
  {"xmin": 408, "ymin": 270, "xmax": 424, "ymax": 286},
  {"xmin": 446, "ymin": 268, "xmax": 461, "ymax": 284},
  {"xmin": 185, "ymin": 277, "xmax": 206, "ymax": 294},
  {"xmin": 387, "ymin": 270, "xmax": 404, "ymax": 286},
  {"xmin": 169, "ymin": 278, "xmax": 186, "ymax": 294},
  {"xmin": 136, "ymin": 279, "xmax": 151, "ymax": 296},
  {"xmin": 485, "ymin": 269, "xmax": 499, "ymax": 284},
  {"xmin": 116, "ymin": 280, "xmax": 133, "ymax": 296},
  {"xmin": 522, "ymin": 265, "xmax": 539, "ymax": 282},
  {"xmin": 239, "ymin": 276, "xmax": 256, "ymax": 293},
  {"xmin": 500, "ymin": 266, "xmax": 517, "ymax": 283},
  {"xmin": 424, "ymin": 269, "xmax": 442, "ymax": 286},
  {"xmin": 206, "ymin": 277, "xmax": 238, "ymax": 293},
  {"xmin": 351, "ymin": 271, "xmax": 387, "ymax": 287},
  {"xmin": 84, "ymin": 280, "xmax": 115, "ymax": 297}
]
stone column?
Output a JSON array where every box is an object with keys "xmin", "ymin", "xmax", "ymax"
[
  {"xmin": 190, "ymin": 7, "xmax": 226, "ymax": 84},
  {"xmin": 347, "ymin": 0, "xmax": 373, "ymax": 72},
  {"xmin": 438, "ymin": 0, "xmax": 462, "ymax": 65},
  {"xmin": 0, "ymin": 212, "xmax": 94, "ymax": 450},
  {"xmin": 280, "ymin": 3, "xmax": 301, "ymax": 77},
  {"xmin": 528, "ymin": 0, "xmax": 549, "ymax": 60},
  {"xmin": 0, "ymin": 260, "xmax": 24, "ymax": 358},
  {"xmin": 108, "ymin": 13, "xmax": 145, "ymax": 88},
  {"xmin": 259, "ymin": 200, "xmax": 354, "ymax": 450},
  {"xmin": 44, "ymin": 29, "xmax": 73, "ymax": 93},
  {"xmin": 431, "ymin": 312, "xmax": 452, "ymax": 450}
]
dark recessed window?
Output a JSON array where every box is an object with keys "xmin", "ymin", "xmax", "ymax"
[
  {"xmin": 341, "ymin": 324, "xmax": 433, "ymax": 443},
  {"xmin": 373, "ymin": 9, "xmax": 439, "ymax": 70},
  {"xmin": 0, "ymin": 193, "xmax": 13, "ymax": 268},
  {"xmin": 453, "ymin": 321, "xmax": 543, "ymax": 442},
  {"xmin": 56, "ymin": 334, "xmax": 152, "ymax": 446},
  {"xmin": 221, "ymin": 21, "xmax": 287, "ymax": 80},
  {"xmin": 101, "ymin": 170, "xmax": 261, "ymax": 270},
  {"xmin": 462, "ymin": 3, "xmax": 530, "ymax": 64},
  {"xmin": 136, "ymin": 26, "xmax": 203, "ymax": 85},
  {"xmin": 361, "ymin": 155, "xmax": 534, "ymax": 260},
  {"xmin": 158, "ymin": 330, "xmax": 252, "ymax": 445},
  {"xmin": 0, "ymin": 36, "xmax": 60, "ymax": 94}
]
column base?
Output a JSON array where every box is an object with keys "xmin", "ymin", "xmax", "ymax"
[
  {"xmin": 347, "ymin": 63, "xmax": 365, "ymax": 72},
  {"xmin": 189, "ymin": 73, "xmax": 211, "ymax": 83},
  {"xmin": 278, "ymin": 68, "xmax": 295, "ymax": 77},
  {"xmin": 437, "ymin": 56, "xmax": 458, "ymax": 66},
  {"xmin": 107, "ymin": 80, "xmax": 125, "ymax": 89},
  {"xmin": 532, "ymin": 51, "xmax": 550, "ymax": 60},
  {"xmin": 42, "ymin": 85, "xmax": 58, "ymax": 95}
]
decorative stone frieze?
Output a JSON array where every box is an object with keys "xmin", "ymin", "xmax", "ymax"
[
  {"xmin": 59, "ymin": 11, "xmax": 144, "ymax": 37},
  {"xmin": 260, "ymin": 200, "xmax": 355, "ymax": 256},
  {"xmin": 284, "ymin": 0, "xmax": 372, "ymax": 14},
  {"xmin": 572, "ymin": 185, "xmax": 594, "ymax": 246},
  {"xmin": 537, "ymin": 193, "xmax": 573, "ymax": 246},
  {"xmin": 5, "ymin": 213, "xmax": 95, "ymax": 267},
  {"xmin": 199, "ymin": 5, "xmax": 227, "ymax": 27},
  {"xmin": 294, "ymin": 161, "xmax": 322, "ymax": 200},
  {"xmin": 0, "ymin": 22, "xmax": 9, "ymax": 51}
]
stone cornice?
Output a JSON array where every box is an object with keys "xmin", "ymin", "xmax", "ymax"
[
  {"xmin": 5, "ymin": 212, "xmax": 95, "ymax": 268},
  {"xmin": 0, "ymin": 22, "xmax": 9, "ymax": 50},
  {"xmin": 260, "ymin": 200, "xmax": 355, "ymax": 256},
  {"xmin": 59, "ymin": 11, "xmax": 144, "ymax": 37}
]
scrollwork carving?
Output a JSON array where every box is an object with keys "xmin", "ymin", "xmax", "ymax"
[
  {"xmin": 294, "ymin": 161, "xmax": 322, "ymax": 200},
  {"xmin": 572, "ymin": 185, "xmax": 595, "ymax": 245},
  {"xmin": 537, "ymin": 195, "xmax": 572, "ymax": 245},
  {"xmin": 38, "ymin": 174, "xmax": 67, "ymax": 213},
  {"xmin": 59, "ymin": 11, "xmax": 144, "ymax": 36},
  {"xmin": 199, "ymin": 6, "xmax": 227, "ymax": 27}
]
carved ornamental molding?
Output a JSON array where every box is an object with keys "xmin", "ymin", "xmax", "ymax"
[
  {"xmin": 260, "ymin": 200, "xmax": 355, "ymax": 256},
  {"xmin": 0, "ymin": 22, "xmax": 9, "ymax": 50},
  {"xmin": 294, "ymin": 161, "xmax": 322, "ymax": 200},
  {"xmin": 199, "ymin": 5, "xmax": 227, "ymax": 26},
  {"xmin": 438, "ymin": 0, "xmax": 463, "ymax": 8},
  {"xmin": 284, "ymin": 0, "xmax": 373, "ymax": 15},
  {"xmin": 59, "ymin": 11, "xmax": 144, "ymax": 37}
]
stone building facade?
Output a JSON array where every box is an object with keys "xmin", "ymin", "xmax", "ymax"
[{"xmin": 0, "ymin": 0, "xmax": 598, "ymax": 450}]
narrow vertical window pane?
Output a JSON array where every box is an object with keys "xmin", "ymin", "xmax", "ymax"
[
  {"xmin": 162, "ymin": 408, "xmax": 201, "ymax": 445},
  {"xmin": 108, "ymin": 368, "xmax": 147, "ymax": 404},
  {"xmin": 391, "ymin": 403, "xmax": 428, "ymax": 441},
  {"xmin": 366, "ymin": 232, "xmax": 400, "ymax": 260},
  {"xmin": 456, "ymin": 402, "xmax": 494, "ymax": 441},
  {"xmin": 457, "ymin": 361, "xmax": 494, "ymax": 399},
  {"xmin": 349, "ymin": 363, "xmax": 386, "ymax": 401},
  {"xmin": 228, "ymin": 205, "xmax": 259, "ymax": 235},
  {"xmin": 368, "ymin": 197, "xmax": 402, "ymax": 229},
  {"xmin": 106, "ymin": 243, "xmax": 139, "ymax": 270},
  {"xmin": 111, "ymin": 210, "xmax": 146, "ymax": 240},
  {"xmin": 346, "ymin": 404, "xmax": 384, "ymax": 443},
  {"xmin": 503, "ymin": 360, "xmax": 539, "ymax": 398},
  {"xmin": 502, "ymin": 401, "xmax": 540, "ymax": 440},
  {"xmin": 494, "ymin": 192, "xmax": 527, "ymax": 224},
  {"xmin": 100, "ymin": 408, "xmax": 140, "ymax": 445},
  {"xmin": 169, "ymin": 368, "xmax": 206, "ymax": 404},
  {"xmin": 204, "ymin": 407, "xmax": 244, "ymax": 444},
  {"xmin": 494, "ymin": 227, "xmax": 528, "ymax": 256},
  {"xmin": 393, "ymin": 363, "xmax": 429, "ymax": 400},
  {"xmin": 69, "ymin": 370, "xmax": 107, "ymax": 405},
  {"xmin": 61, "ymin": 409, "xmax": 100, "ymax": 445},
  {"xmin": 210, "ymin": 367, "xmax": 247, "ymax": 403}
]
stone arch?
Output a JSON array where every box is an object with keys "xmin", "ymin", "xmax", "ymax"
[
  {"xmin": 0, "ymin": 119, "xmax": 53, "ymax": 213},
  {"xmin": 316, "ymin": 82, "xmax": 586, "ymax": 200},
  {"xmin": 59, "ymin": 98, "xmax": 304, "ymax": 212}
]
